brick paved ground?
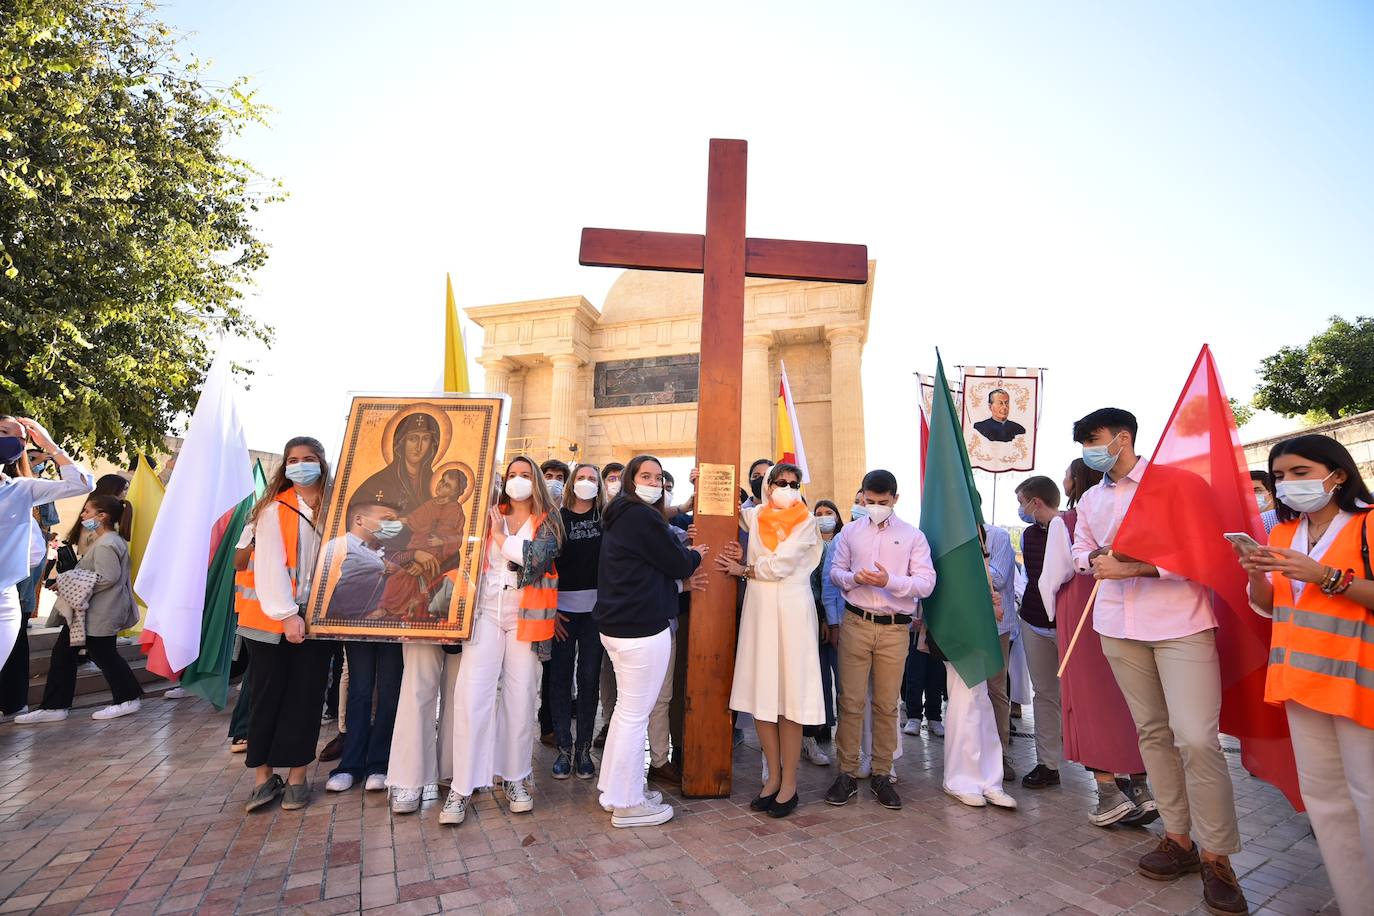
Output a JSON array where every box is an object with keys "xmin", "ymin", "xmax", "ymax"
[{"xmin": 0, "ymin": 694, "xmax": 1338, "ymax": 915}]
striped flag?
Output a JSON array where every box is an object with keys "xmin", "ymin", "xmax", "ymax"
[{"xmin": 775, "ymin": 361, "xmax": 809, "ymax": 483}]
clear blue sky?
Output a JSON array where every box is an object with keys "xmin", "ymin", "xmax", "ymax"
[{"xmin": 162, "ymin": 0, "xmax": 1374, "ymax": 522}]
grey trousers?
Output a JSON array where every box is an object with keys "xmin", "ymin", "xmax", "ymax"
[
  {"xmin": 1020, "ymin": 627, "xmax": 1062, "ymax": 770},
  {"xmin": 985, "ymin": 632, "xmax": 1012, "ymax": 753},
  {"xmin": 1101, "ymin": 630, "xmax": 1241, "ymax": 854}
]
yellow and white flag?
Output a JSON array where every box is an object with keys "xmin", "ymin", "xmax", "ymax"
[{"xmin": 775, "ymin": 361, "xmax": 810, "ymax": 484}]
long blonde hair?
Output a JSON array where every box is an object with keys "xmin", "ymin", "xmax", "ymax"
[{"xmin": 498, "ymin": 455, "xmax": 565, "ymax": 547}]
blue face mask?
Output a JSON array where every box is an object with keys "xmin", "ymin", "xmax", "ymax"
[
  {"xmin": 0, "ymin": 436, "xmax": 24, "ymax": 466},
  {"xmin": 850, "ymin": 504, "xmax": 869, "ymax": 521},
  {"xmin": 1017, "ymin": 503, "xmax": 1036, "ymax": 525},
  {"xmin": 284, "ymin": 461, "xmax": 322, "ymax": 486},
  {"xmin": 81, "ymin": 518, "xmax": 100, "ymax": 531},
  {"xmin": 371, "ymin": 519, "xmax": 405, "ymax": 540},
  {"xmin": 1081, "ymin": 434, "xmax": 1122, "ymax": 474}
]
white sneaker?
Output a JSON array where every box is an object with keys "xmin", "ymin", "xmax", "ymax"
[
  {"xmin": 856, "ymin": 754, "xmax": 872, "ymax": 779},
  {"xmin": 439, "ymin": 789, "xmax": 469, "ymax": 825},
  {"xmin": 14, "ymin": 708, "xmax": 67, "ymax": 724},
  {"xmin": 504, "ymin": 778, "xmax": 533, "ymax": 813},
  {"xmin": 611, "ymin": 800, "xmax": 674, "ymax": 828},
  {"xmin": 365, "ymin": 773, "xmax": 387, "ymax": 792},
  {"xmin": 163, "ymin": 687, "xmax": 191, "ymax": 699},
  {"xmin": 802, "ymin": 736, "xmax": 831, "ymax": 766},
  {"xmin": 422, "ymin": 784, "xmax": 440, "ymax": 801},
  {"xmin": 0, "ymin": 705, "xmax": 29, "ymax": 723},
  {"xmin": 91, "ymin": 699, "xmax": 140, "ymax": 720},
  {"xmin": 944, "ymin": 787, "xmax": 987, "ymax": 807},
  {"xmin": 391, "ymin": 787, "xmax": 422, "ymax": 814},
  {"xmin": 325, "ymin": 773, "xmax": 354, "ymax": 792},
  {"xmin": 603, "ymin": 789, "xmax": 663, "ymax": 813},
  {"xmin": 927, "ymin": 720, "xmax": 945, "ymax": 738},
  {"xmin": 902, "ymin": 719, "xmax": 922, "ymax": 736},
  {"xmin": 984, "ymin": 788, "xmax": 1018, "ymax": 810}
]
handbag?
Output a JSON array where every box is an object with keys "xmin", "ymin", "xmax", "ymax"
[{"xmin": 54, "ymin": 544, "xmax": 78, "ymax": 574}]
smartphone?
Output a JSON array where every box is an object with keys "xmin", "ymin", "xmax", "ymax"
[{"xmin": 1224, "ymin": 532, "xmax": 1264, "ymax": 554}]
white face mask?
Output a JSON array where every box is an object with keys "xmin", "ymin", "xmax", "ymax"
[
  {"xmin": 573, "ymin": 479, "xmax": 599, "ymax": 501},
  {"xmin": 606, "ymin": 479, "xmax": 621, "ymax": 497},
  {"xmin": 504, "ymin": 476, "xmax": 533, "ymax": 502},
  {"xmin": 1276, "ymin": 472, "xmax": 1337, "ymax": 515},
  {"xmin": 816, "ymin": 515, "xmax": 837, "ymax": 534},
  {"xmin": 769, "ymin": 486, "xmax": 800, "ymax": 509},
  {"xmin": 636, "ymin": 484, "xmax": 663, "ymax": 505},
  {"xmin": 866, "ymin": 504, "xmax": 894, "ymax": 524}
]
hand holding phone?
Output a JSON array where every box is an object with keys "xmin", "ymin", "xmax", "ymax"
[{"xmin": 1224, "ymin": 532, "xmax": 1264, "ymax": 555}]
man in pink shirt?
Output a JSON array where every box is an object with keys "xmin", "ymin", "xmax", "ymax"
[
  {"xmin": 1072, "ymin": 408, "xmax": 1247, "ymax": 916},
  {"xmin": 825, "ymin": 469, "xmax": 936, "ymax": 811}
]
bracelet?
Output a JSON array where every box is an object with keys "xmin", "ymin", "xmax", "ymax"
[
  {"xmin": 1319, "ymin": 566, "xmax": 1340, "ymax": 592},
  {"xmin": 1327, "ymin": 568, "xmax": 1357, "ymax": 595}
]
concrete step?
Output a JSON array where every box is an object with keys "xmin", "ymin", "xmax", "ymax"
[
  {"xmin": 27, "ymin": 641, "xmax": 146, "ymax": 679},
  {"xmin": 26, "ymin": 655, "xmax": 171, "ymax": 708},
  {"xmin": 17, "ymin": 624, "xmax": 173, "ymax": 709}
]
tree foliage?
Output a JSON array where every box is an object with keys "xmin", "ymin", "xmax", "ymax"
[
  {"xmin": 1, "ymin": 0, "xmax": 276, "ymax": 460},
  {"xmin": 1229, "ymin": 397, "xmax": 1254, "ymax": 428},
  {"xmin": 1254, "ymin": 316, "xmax": 1374, "ymax": 421}
]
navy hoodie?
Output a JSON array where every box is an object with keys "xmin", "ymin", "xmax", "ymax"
[{"xmin": 593, "ymin": 496, "xmax": 701, "ymax": 639}]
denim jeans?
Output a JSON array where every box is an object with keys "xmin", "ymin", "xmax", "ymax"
[
  {"xmin": 903, "ymin": 632, "xmax": 946, "ymax": 722},
  {"xmin": 550, "ymin": 613, "xmax": 602, "ymax": 751},
  {"xmin": 333, "ymin": 641, "xmax": 403, "ymax": 778},
  {"xmin": 819, "ymin": 641, "xmax": 839, "ymax": 727}
]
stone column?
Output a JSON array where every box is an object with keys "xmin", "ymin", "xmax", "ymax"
[
  {"xmin": 741, "ymin": 334, "xmax": 774, "ymax": 470},
  {"xmin": 480, "ymin": 356, "xmax": 522, "ymax": 439},
  {"xmin": 548, "ymin": 353, "xmax": 583, "ymax": 454},
  {"xmin": 827, "ymin": 326, "xmax": 867, "ymax": 501}
]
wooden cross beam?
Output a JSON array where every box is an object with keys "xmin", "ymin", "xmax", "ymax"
[{"xmin": 579, "ymin": 138, "xmax": 867, "ymax": 798}]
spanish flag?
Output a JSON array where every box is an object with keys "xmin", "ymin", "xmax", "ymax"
[{"xmin": 775, "ymin": 361, "xmax": 810, "ymax": 483}]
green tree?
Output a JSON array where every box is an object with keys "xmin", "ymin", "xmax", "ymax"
[
  {"xmin": 1253, "ymin": 315, "xmax": 1374, "ymax": 421},
  {"xmin": 1229, "ymin": 397, "xmax": 1255, "ymax": 428},
  {"xmin": 1, "ymin": 0, "xmax": 276, "ymax": 460}
]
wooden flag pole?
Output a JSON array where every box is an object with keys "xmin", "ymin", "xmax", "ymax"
[{"xmin": 1056, "ymin": 550, "xmax": 1112, "ymax": 678}]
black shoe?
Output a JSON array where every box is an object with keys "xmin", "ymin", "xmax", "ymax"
[
  {"xmin": 824, "ymin": 773, "xmax": 858, "ymax": 806},
  {"xmin": 1021, "ymin": 764, "xmax": 1061, "ymax": 789},
  {"xmin": 593, "ymin": 724, "xmax": 608, "ymax": 749},
  {"xmin": 767, "ymin": 792, "xmax": 799, "ymax": 819},
  {"xmin": 749, "ymin": 790, "xmax": 779, "ymax": 812},
  {"xmin": 870, "ymin": 774, "xmax": 902, "ymax": 810}
]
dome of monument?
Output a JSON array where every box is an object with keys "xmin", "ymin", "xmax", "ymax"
[{"xmin": 599, "ymin": 270, "xmax": 703, "ymax": 324}]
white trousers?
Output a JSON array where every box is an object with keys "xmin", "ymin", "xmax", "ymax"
[
  {"xmin": 388, "ymin": 644, "xmax": 461, "ymax": 791},
  {"xmin": 648, "ymin": 629, "xmax": 676, "ymax": 767},
  {"xmin": 598, "ymin": 629, "xmax": 671, "ymax": 810},
  {"xmin": 449, "ymin": 611, "xmax": 540, "ymax": 796},
  {"xmin": 1285, "ymin": 701, "xmax": 1374, "ymax": 913},
  {"xmin": 0, "ymin": 586, "xmax": 19, "ymax": 670},
  {"xmin": 943, "ymin": 662, "xmax": 1003, "ymax": 795}
]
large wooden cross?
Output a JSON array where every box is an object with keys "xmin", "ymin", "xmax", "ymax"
[{"xmin": 579, "ymin": 139, "xmax": 867, "ymax": 797}]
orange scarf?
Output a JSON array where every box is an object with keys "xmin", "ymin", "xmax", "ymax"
[{"xmin": 755, "ymin": 501, "xmax": 811, "ymax": 552}]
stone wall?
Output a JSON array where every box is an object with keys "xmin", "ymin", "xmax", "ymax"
[{"xmin": 1242, "ymin": 410, "xmax": 1374, "ymax": 482}]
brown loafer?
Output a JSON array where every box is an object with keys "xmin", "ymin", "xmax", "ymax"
[
  {"xmin": 1138, "ymin": 837, "xmax": 1201, "ymax": 881},
  {"xmin": 318, "ymin": 733, "xmax": 345, "ymax": 762},
  {"xmin": 647, "ymin": 761, "xmax": 682, "ymax": 786},
  {"xmin": 1200, "ymin": 860, "xmax": 1249, "ymax": 915}
]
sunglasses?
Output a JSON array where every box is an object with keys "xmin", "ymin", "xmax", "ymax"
[{"xmin": 773, "ymin": 480, "xmax": 802, "ymax": 490}]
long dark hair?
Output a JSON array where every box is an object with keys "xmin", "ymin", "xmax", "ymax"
[
  {"xmin": 609, "ymin": 454, "xmax": 668, "ymax": 517},
  {"xmin": 1268, "ymin": 434, "xmax": 1373, "ymax": 524},
  {"xmin": 252, "ymin": 436, "xmax": 330, "ymax": 523},
  {"xmin": 86, "ymin": 494, "xmax": 133, "ymax": 541},
  {"xmin": 1065, "ymin": 458, "xmax": 1104, "ymax": 509},
  {"xmin": 813, "ymin": 498, "xmax": 845, "ymax": 534},
  {"xmin": 67, "ymin": 474, "xmax": 131, "ymax": 543}
]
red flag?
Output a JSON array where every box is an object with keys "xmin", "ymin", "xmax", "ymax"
[{"xmin": 1114, "ymin": 345, "xmax": 1302, "ymax": 810}]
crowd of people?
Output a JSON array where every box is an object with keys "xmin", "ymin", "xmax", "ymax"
[{"xmin": 2, "ymin": 406, "xmax": 1372, "ymax": 916}]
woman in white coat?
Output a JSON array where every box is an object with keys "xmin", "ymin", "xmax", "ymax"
[{"xmin": 720, "ymin": 462, "xmax": 824, "ymax": 818}]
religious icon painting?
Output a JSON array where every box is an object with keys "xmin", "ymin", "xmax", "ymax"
[
  {"xmin": 304, "ymin": 393, "xmax": 509, "ymax": 642},
  {"xmin": 960, "ymin": 369, "xmax": 1041, "ymax": 473}
]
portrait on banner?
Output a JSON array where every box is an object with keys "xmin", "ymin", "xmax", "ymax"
[
  {"xmin": 961, "ymin": 373, "xmax": 1039, "ymax": 473},
  {"xmin": 304, "ymin": 393, "xmax": 508, "ymax": 641}
]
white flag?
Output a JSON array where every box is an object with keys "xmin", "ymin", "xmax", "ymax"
[{"xmin": 137, "ymin": 353, "xmax": 254, "ymax": 676}]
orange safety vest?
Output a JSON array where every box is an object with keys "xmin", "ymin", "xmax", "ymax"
[
  {"xmin": 1267, "ymin": 513, "xmax": 1374, "ymax": 729},
  {"xmin": 483, "ymin": 513, "xmax": 559, "ymax": 643},
  {"xmin": 234, "ymin": 489, "xmax": 304, "ymax": 635}
]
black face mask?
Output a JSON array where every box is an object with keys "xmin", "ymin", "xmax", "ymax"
[{"xmin": 750, "ymin": 476, "xmax": 764, "ymax": 502}]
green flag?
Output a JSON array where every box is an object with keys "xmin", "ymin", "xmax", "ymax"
[
  {"xmin": 918, "ymin": 354, "xmax": 1003, "ymax": 688},
  {"xmin": 180, "ymin": 460, "xmax": 268, "ymax": 709}
]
